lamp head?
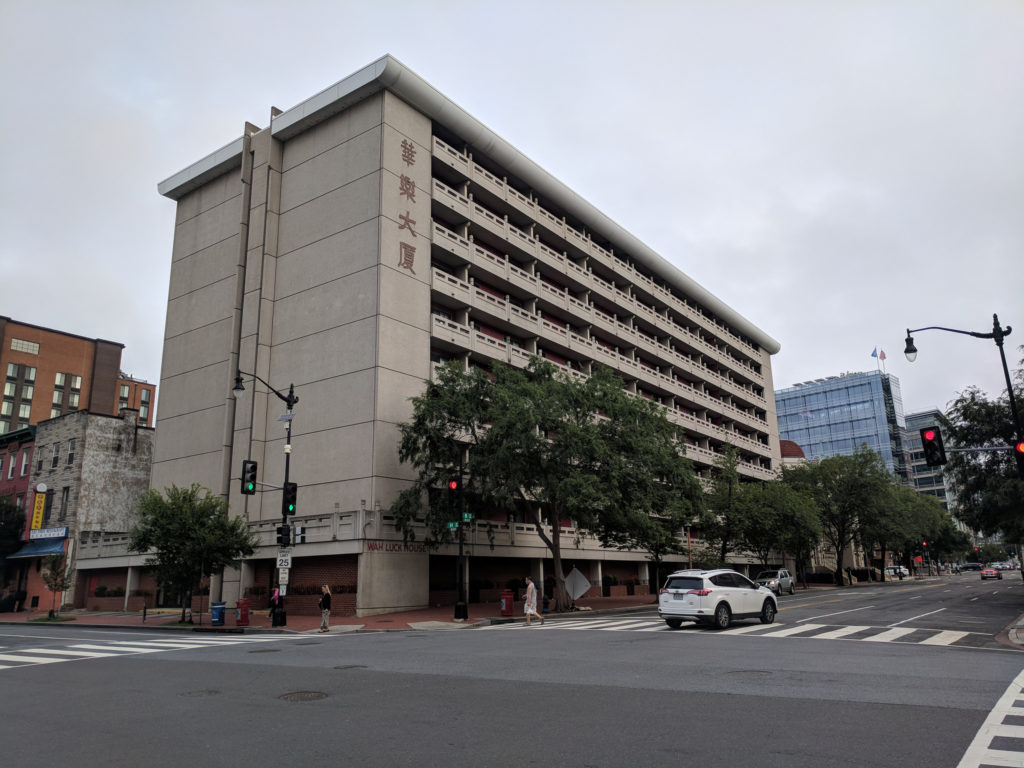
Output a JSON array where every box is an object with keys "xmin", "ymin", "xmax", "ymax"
[
  {"xmin": 232, "ymin": 374, "xmax": 245, "ymax": 398},
  {"xmin": 903, "ymin": 332, "xmax": 917, "ymax": 362}
]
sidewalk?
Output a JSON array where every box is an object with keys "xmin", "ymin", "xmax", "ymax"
[{"xmin": 0, "ymin": 594, "xmax": 659, "ymax": 634}]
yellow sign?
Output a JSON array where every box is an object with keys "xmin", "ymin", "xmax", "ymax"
[{"xmin": 30, "ymin": 492, "xmax": 46, "ymax": 530}]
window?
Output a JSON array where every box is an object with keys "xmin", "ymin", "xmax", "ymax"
[
  {"xmin": 24, "ymin": 367, "xmax": 35, "ymax": 382},
  {"xmin": 0, "ymin": 421, "xmax": 8, "ymax": 435},
  {"xmin": 18, "ymin": 403, "xmax": 30, "ymax": 420},
  {"xmin": 51, "ymin": 442, "xmax": 60, "ymax": 469},
  {"xmin": 36, "ymin": 446, "xmax": 45, "ymax": 472},
  {"xmin": 15, "ymin": 493, "xmax": 24, "ymax": 510},
  {"xmin": 70, "ymin": 375, "xmax": 82, "ymax": 391},
  {"xmin": 0, "ymin": 401, "xmax": 11, "ymax": 417},
  {"xmin": 50, "ymin": 407, "xmax": 61, "ymax": 419},
  {"xmin": 10, "ymin": 338, "xmax": 39, "ymax": 355},
  {"xmin": 6, "ymin": 455, "xmax": 13, "ymax": 480},
  {"xmin": 120, "ymin": 384, "xmax": 130, "ymax": 399},
  {"xmin": 54, "ymin": 373, "xmax": 66, "ymax": 388},
  {"xmin": 139, "ymin": 405, "xmax": 149, "ymax": 423},
  {"xmin": 5, "ymin": 363, "xmax": 16, "ymax": 379},
  {"xmin": 3, "ymin": 382, "xmax": 14, "ymax": 398},
  {"xmin": 141, "ymin": 388, "xmax": 151, "ymax": 404},
  {"xmin": 52, "ymin": 390, "xmax": 63, "ymax": 405},
  {"xmin": 68, "ymin": 392, "xmax": 79, "ymax": 410},
  {"xmin": 20, "ymin": 450, "xmax": 29, "ymax": 476},
  {"xmin": 66, "ymin": 439, "xmax": 75, "ymax": 465},
  {"xmin": 21, "ymin": 384, "xmax": 33, "ymax": 402},
  {"xmin": 59, "ymin": 487, "xmax": 69, "ymax": 520}
]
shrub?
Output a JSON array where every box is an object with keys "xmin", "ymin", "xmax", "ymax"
[{"xmin": 93, "ymin": 585, "xmax": 108, "ymax": 597}]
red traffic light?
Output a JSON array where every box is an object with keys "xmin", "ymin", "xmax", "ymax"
[
  {"xmin": 923, "ymin": 429, "xmax": 936, "ymax": 441},
  {"xmin": 448, "ymin": 479, "xmax": 459, "ymax": 491},
  {"xmin": 1016, "ymin": 441, "xmax": 1024, "ymax": 455},
  {"xmin": 921, "ymin": 541, "xmax": 927, "ymax": 547}
]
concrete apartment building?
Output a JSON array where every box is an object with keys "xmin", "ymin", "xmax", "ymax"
[{"xmin": 154, "ymin": 55, "xmax": 782, "ymax": 615}]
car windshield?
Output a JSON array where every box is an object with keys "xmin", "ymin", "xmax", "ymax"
[{"xmin": 756, "ymin": 572, "xmax": 778, "ymax": 580}]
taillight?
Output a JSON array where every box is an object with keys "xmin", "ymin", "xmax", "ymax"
[
  {"xmin": 658, "ymin": 589, "xmax": 667, "ymax": 594},
  {"xmin": 687, "ymin": 589, "xmax": 712, "ymax": 596}
]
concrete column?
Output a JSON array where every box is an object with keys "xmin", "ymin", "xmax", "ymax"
[{"xmin": 124, "ymin": 566, "xmax": 137, "ymax": 612}]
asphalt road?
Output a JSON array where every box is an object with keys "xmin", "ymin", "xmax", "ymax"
[{"xmin": 1, "ymin": 579, "xmax": 1022, "ymax": 768}]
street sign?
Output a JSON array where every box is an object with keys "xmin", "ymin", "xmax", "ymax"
[
  {"xmin": 278, "ymin": 568, "xmax": 290, "ymax": 584},
  {"xmin": 462, "ymin": 512, "xmax": 474, "ymax": 521},
  {"xmin": 277, "ymin": 550, "xmax": 292, "ymax": 568},
  {"xmin": 278, "ymin": 585, "xmax": 287, "ymax": 596},
  {"xmin": 446, "ymin": 521, "xmax": 459, "ymax": 530}
]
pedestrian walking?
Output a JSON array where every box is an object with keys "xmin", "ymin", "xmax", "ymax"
[
  {"xmin": 270, "ymin": 588, "xmax": 284, "ymax": 627},
  {"xmin": 523, "ymin": 576, "xmax": 544, "ymax": 626},
  {"xmin": 318, "ymin": 584, "xmax": 332, "ymax": 632}
]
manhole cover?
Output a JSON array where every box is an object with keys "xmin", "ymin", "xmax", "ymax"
[
  {"xmin": 279, "ymin": 691, "xmax": 328, "ymax": 702},
  {"xmin": 181, "ymin": 689, "xmax": 220, "ymax": 698}
]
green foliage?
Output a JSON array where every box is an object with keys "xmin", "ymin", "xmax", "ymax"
[
  {"xmin": 698, "ymin": 445, "xmax": 745, "ymax": 565},
  {"xmin": 943, "ymin": 354, "xmax": 1024, "ymax": 541},
  {"xmin": 391, "ymin": 359, "xmax": 702, "ymax": 609},
  {"xmin": 737, "ymin": 481, "xmax": 820, "ymax": 570},
  {"xmin": 0, "ymin": 497, "xmax": 26, "ymax": 559},
  {"xmin": 129, "ymin": 484, "xmax": 257, "ymax": 620},
  {"xmin": 42, "ymin": 553, "xmax": 72, "ymax": 617}
]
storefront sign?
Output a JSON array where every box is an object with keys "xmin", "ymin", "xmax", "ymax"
[
  {"xmin": 30, "ymin": 526, "xmax": 69, "ymax": 540},
  {"xmin": 30, "ymin": 488, "xmax": 47, "ymax": 530}
]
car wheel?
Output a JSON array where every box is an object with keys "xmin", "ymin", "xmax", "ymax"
[
  {"xmin": 665, "ymin": 618, "xmax": 683, "ymax": 629},
  {"xmin": 788, "ymin": 583, "xmax": 795, "ymax": 595},
  {"xmin": 713, "ymin": 603, "xmax": 731, "ymax": 630},
  {"xmin": 760, "ymin": 599, "xmax": 776, "ymax": 624}
]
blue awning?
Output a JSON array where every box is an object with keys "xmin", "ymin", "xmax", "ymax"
[{"xmin": 6, "ymin": 539, "xmax": 67, "ymax": 559}]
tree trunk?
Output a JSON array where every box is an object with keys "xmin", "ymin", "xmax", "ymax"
[{"xmin": 526, "ymin": 504, "xmax": 568, "ymax": 612}]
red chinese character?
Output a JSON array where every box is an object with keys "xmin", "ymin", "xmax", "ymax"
[
  {"xmin": 399, "ymin": 174, "xmax": 416, "ymax": 202},
  {"xmin": 398, "ymin": 242, "xmax": 416, "ymax": 274},
  {"xmin": 401, "ymin": 139, "xmax": 417, "ymax": 167},
  {"xmin": 398, "ymin": 211, "xmax": 417, "ymax": 237}
]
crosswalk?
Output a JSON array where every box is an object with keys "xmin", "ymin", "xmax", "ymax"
[
  {"xmin": 482, "ymin": 617, "xmax": 991, "ymax": 648},
  {"xmin": 0, "ymin": 635, "xmax": 291, "ymax": 671}
]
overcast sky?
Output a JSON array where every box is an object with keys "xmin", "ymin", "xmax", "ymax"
[{"xmin": 1, "ymin": 0, "xmax": 1021, "ymax": 420}]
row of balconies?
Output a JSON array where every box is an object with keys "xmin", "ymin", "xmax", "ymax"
[
  {"xmin": 431, "ymin": 259, "xmax": 768, "ymax": 419},
  {"xmin": 431, "ymin": 138, "xmax": 764, "ymax": 364},
  {"xmin": 429, "ymin": 316, "xmax": 772, "ymax": 465}
]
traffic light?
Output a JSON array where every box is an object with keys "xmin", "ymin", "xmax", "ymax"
[
  {"xmin": 1015, "ymin": 441, "xmax": 1024, "ymax": 455},
  {"xmin": 241, "ymin": 460, "xmax": 258, "ymax": 495},
  {"xmin": 276, "ymin": 524, "xmax": 291, "ymax": 547},
  {"xmin": 919, "ymin": 427, "xmax": 947, "ymax": 466},
  {"xmin": 448, "ymin": 478, "xmax": 460, "ymax": 492},
  {"xmin": 282, "ymin": 482, "xmax": 298, "ymax": 516}
]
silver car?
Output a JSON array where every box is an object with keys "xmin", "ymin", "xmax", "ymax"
[
  {"xmin": 755, "ymin": 568, "xmax": 795, "ymax": 595},
  {"xmin": 658, "ymin": 568, "xmax": 778, "ymax": 629}
]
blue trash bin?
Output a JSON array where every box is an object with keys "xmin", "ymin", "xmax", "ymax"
[{"xmin": 211, "ymin": 601, "xmax": 226, "ymax": 626}]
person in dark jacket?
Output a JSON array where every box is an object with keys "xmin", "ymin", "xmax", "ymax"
[{"xmin": 318, "ymin": 585, "xmax": 332, "ymax": 632}]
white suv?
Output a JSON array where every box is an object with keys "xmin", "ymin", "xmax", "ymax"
[{"xmin": 658, "ymin": 569, "xmax": 778, "ymax": 629}]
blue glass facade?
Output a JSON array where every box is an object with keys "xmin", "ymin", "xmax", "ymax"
[{"xmin": 775, "ymin": 371, "xmax": 908, "ymax": 479}]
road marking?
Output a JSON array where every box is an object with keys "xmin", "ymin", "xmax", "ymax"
[
  {"xmin": 919, "ymin": 631, "xmax": 970, "ymax": 646},
  {"xmin": 0, "ymin": 653, "xmax": 65, "ymax": 664},
  {"xmin": 863, "ymin": 628, "xmax": 917, "ymax": 643},
  {"xmin": 888, "ymin": 608, "xmax": 945, "ymax": 627},
  {"xmin": 811, "ymin": 625, "xmax": 871, "ymax": 640},
  {"xmin": 759, "ymin": 623, "xmax": 827, "ymax": 637},
  {"xmin": 956, "ymin": 669, "xmax": 1024, "ymax": 768},
  {"xmin": 799, "ymin": 606, "xmax": 873, "ymax": 623},
  {"xmin": 19, "ymin": 648, "xmax": 122, "ymax": 657}
]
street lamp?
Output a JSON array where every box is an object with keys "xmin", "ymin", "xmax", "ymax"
[
  {"xmin": 234, "ymin": 370, "xmax": 299, "ymax": 623},
  {"xmin": 904, "ymin": 313, "xmax": 1023, "ymax": 477}
]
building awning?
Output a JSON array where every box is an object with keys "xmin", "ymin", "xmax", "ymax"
[{"xmin": 6, "ymin": 539, "xmax": 67, "ymax": 559}]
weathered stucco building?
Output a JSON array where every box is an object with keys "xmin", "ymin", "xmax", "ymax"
[{"xmin": 151, "ymin": 55, "xmax": 782, "ymax": 616}]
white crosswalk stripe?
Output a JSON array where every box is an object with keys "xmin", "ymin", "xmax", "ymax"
[
  {"xmin": 956, "ymin": 669, "xmax": 1024, "ymax": 768},
  {"xmin": 483, "ymin": 617, "xmax": 990, "ymax": 647},
  {"xmin": 0, "ymin": 635, "xmax": 296, "ymax": 671}
]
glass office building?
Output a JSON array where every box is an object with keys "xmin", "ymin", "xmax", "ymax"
[{"xmin": 775, "ymin": 371, "xmax": 909, "ymax": 480}]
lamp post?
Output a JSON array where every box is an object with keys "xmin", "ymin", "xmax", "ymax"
[
  {"xmin": 904, "ymin": 313, "xmax": 1024, "ymax": 478},
  {"xmin": 233, "ymin": 370, "xmax": 299, "ymax": 621}
]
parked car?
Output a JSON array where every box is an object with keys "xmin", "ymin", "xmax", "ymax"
[
  {"xmin": 962, "ymin": 562, "xmax": 982, "ymax": 571},
  {"xmin": 658, "ymin": 568, "xmax": 778, "ymax": 630},
  {"xmin": 755, "ymin": 569, "xmax": 795, "ymax": 595},
  {"xmin": 885, "ymin": 566, "xmax": 910, "ymax": 578},
  {"xmin": 980, "ymin": 566, "xmax": 1002, "ymax": 580}
]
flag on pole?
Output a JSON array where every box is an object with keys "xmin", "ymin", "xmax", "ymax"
[
  {"xmin": 879, "ymin": 349, "xmax": 886, "ymax": 361},
  {"xmin": 871, "ymin": 348, "xmax": 878, "ymax": 358}
]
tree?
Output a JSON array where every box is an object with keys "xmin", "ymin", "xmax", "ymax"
[
  {"xmin": 783, "ymin": 445, "xmax": 891, "ymax": 585},
  {"xmin": 391, "ymin": 359, "xmax": 702, "ymax": 610},
  {"xmin": 738, "ymin": 481, "xmax": 820, "ymax": 573},
  {"xmin": 42, "ymin": 552, "xmax": 72, "ymax": 618},
  {"xmin": 129, "ymin": 484, "xmax": 257, "ymax": 623},
  {"xmin": 0, "ymin": 497, "xmax": 26, "ymax": 560},
  {"xmin": 698, "ymin": 445, "xmax": 746, "ymax": 566},
  {"xmin": 944, "ymin": 353, "xmax": 1024, "ymax": 542}
]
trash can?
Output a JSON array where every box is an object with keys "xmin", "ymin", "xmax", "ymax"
[
  {"xmin": 236, "ymin": 598, "xmax": 250, "ymax": 626},
  {"xmin": 211, "ymin": 601, "xmax": 226, "ymax": 626},
  {"xmin": 500, "ymin": 589, "xmax": 514, "ymax": 617}
]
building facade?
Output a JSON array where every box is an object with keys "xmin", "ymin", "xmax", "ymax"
[
  {"xmin": 775, "ymin": 370, "xmax": 909, "ymax": 480},
  {"xmin": 150, "ymin": 55, "xmax": 781, "ymax": 615},
  {"xmin": 117, "ymin": 374, "xmax": 156, "ymax": 428},
  {"xmin": 0, "ymin": 316, "xmax": 151, "ymax": 433}
]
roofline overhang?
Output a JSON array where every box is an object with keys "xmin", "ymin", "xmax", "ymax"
[{"xmin": 157, "ymin": 54, "xmax": 780, "ymax": 354}]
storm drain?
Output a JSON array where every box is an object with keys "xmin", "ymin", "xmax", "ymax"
[{"xmin": 279, "ymin": 691, "xmax": 328, "ymax": 702}]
